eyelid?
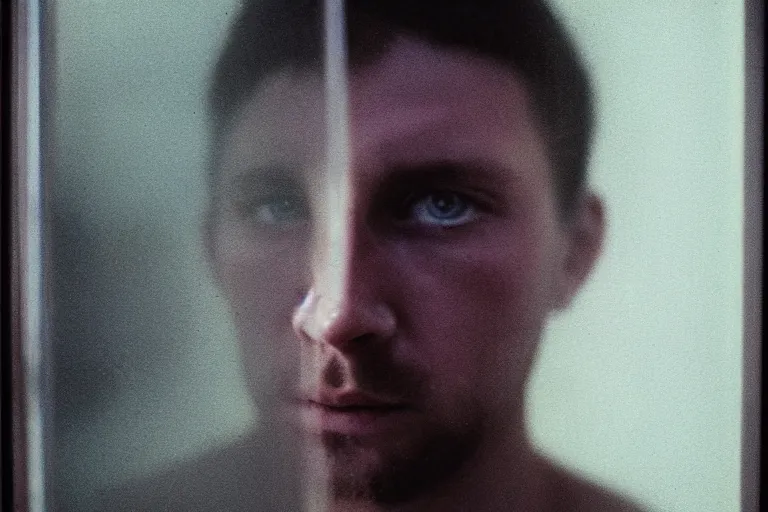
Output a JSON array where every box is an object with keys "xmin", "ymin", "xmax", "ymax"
[
  {"xmin": 403, "ymin": 187, "xmax": 491, "ymax": 214},
  {"xmin": 227, "ymin": 170, "xmax": 304, "ymax": 207},
  {"xmin": 223, "ymin": 166, "xmax": 304, "ymax": 202},
  {"xmin": 393, "ymin": 189, "xmax": 483, "ymax": 230},
  {"xmin": 232, "ymin": 192, "xmax": 310, "ymax": 226}
]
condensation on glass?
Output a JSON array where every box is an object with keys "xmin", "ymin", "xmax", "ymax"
[{"xmin": 7, "ymin": 0, "xmax": 758, "ymax": 511}]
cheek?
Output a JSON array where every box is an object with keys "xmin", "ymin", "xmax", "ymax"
[
  {"xmin": 213, "ymin": 229, "xmax": 308, "ymax": 396},
  {"xmin": 215, "ymin": 226, "xmax": 307, "ymax": 320},
  {"xmin": 393, "ymin": 231, "xmax": 557, "ymax": 406}
]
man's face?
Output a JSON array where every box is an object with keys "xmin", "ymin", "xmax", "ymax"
[{"xmin": 208, "ymin": 36, "xmax": 600, "ymax": 503}]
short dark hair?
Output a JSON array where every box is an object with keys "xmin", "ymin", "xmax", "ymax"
[{"xmin": 209, "ymin": 0, "xmax": 595, "ymax": 213}]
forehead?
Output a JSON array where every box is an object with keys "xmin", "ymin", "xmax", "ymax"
[{"xmin": 219, "ymin": 36, "xmax": 549, "ymax": 184}]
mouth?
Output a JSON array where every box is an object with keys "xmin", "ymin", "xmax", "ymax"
[
  {"xmin": 298, "ymin": 394, "xmax": 413, "ymax": 436},
  {"xmin": 308, "ymin": 401, "xmax": 409, "ymax": 415}
]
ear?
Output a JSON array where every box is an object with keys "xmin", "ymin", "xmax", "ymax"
[{"xmin": 554, "ymin": 192, "xmax": 605, "ymax": 310}]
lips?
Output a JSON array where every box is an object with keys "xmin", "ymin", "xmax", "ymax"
[
  {"xmin": 310, "ymin": 390, "xmax": 404, "ymax": 409},
  {"xmin": 299, "ymin": 390, "xmax": 412, "ymax": 435}
]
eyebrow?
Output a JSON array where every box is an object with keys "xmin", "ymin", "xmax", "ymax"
[
  {"xmin": 219, "ymin": 157, "xmax": 519, "ymax": 207},
  {"xmin": 225, "ymin": 165, "xmax": 301, "ymax": 194},
  {"xmin": 377, "ymin": 159, "xmax": 519, "ymax": 192}
]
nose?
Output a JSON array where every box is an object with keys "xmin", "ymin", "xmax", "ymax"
[
  {"xmin": 292, "ymin": 229, "xmax": 397, "ymax": 350},
  {"xmin": 293, "ymin": 288, "xmax": 396, "ymax": 349}
]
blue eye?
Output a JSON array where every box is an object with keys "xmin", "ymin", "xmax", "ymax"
[
  {"xmin": 250, "ymin": 196, "xmax": 307, "ymax": 226},
  {"xmin": 410, "ymin": 192, "xmax": 477, "ymax": 227}
]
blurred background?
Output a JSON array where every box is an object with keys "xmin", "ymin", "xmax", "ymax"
[{"xmin": 47, "ymin": 1, "xmax": 745, "ymax": 511}]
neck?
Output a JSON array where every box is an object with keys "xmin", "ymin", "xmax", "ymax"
[
  {"xmin": 305, "ymin": 427, "xmax": 551, "ymax": 512},
  {"xmin": 399, "ymin": 429, "xmax": 548, "ymax": 512}
]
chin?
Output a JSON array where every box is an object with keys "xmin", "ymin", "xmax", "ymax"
[{"xmin": 315, "ymin": 416, "xmax": 484, "ymax": 506}]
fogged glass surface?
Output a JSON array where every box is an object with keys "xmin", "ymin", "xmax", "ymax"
[{"xmin": 45, "ymin": 1, "xmax": 745, "ymax": 511}]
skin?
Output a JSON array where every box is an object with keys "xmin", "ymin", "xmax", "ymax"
[{"xmin": 206, "ymin": 36, "xmax": 605, "ymax": 511}]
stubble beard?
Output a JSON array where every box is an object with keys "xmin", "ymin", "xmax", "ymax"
[{"xmin": 317, "ymin": 412, "xmax": 485, "ymax": 507}]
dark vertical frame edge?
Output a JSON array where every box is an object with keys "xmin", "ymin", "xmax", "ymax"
[
  {"xmin": 7, "ymin": 0, "xmax": 31, "ymax": 509},
  {"xmin": 2, "ymin": 0, "xmax": 48, "ymax": 510},
  {"xmin": 742, "ymin": 0, "xmax": 763, "ymax": 511},
  {"xmin": 0, "ymin": 0, "xmax": 15, "ymax": 508}
]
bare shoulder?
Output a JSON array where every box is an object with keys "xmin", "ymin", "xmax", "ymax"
[{"xmin": 541, "ymin": 456, "xmax": 650, "ymax": 512}]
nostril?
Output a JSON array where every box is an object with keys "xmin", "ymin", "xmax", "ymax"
[
  {"xmin": 350, "ymin": 333, "xmax": 378, "ymax": 345},
  {"xmin": 321, "ymin": 357, "xmax": 345, "ymax": 388}
]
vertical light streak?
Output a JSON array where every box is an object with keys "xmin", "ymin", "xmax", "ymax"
[
  {"xmin": 16, "ymin": 0, "xmax": 46, "ymax": 511},
  {"xmin": 322, "ymin": 0, "xmax": 351, "ymax": 303},
  {"xmin": 301, "ymin": 2, "xmax": 351, "ymax": 510}
]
